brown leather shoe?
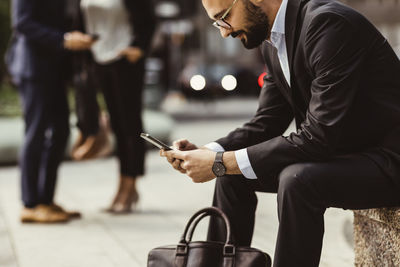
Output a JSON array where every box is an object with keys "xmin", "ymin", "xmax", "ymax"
[
  {"xmin": 21, "ymin": 205, "xmax": 69, "ymax": 223},
  {"xmin": 50, "ymin": 203, "xmax": 81, "ymax": 219}
]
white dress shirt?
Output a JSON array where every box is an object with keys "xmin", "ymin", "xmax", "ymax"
[
  {"xmin": 270, "ymin": 0, "xmax": 291, "ymax": 86},
  {"xmin": 205, "ymin": 0, "xmax": 290, "ymax": 179}
]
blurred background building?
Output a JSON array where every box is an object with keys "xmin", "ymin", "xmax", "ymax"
[
  {"xmin": 0, "ymin": 0, "xmax": 399, "ymax": 103},
  {"xmin": 149, "ymin": 0, "xmax": 400, "ymax": 102}
]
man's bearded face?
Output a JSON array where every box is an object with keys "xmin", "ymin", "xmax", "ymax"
[{"xmin": 232, "ymin": 1, "xmax": 271, "ymax": 49}]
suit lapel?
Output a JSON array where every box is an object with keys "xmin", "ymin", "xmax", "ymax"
[{"xmin": 263, "ymin": 44, "xmax": 293, "ymax": 104}]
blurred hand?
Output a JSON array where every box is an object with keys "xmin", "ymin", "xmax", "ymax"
[
  {"xmin": 119, "ymin": 47, "xmax": 144, "ymax": 63},
  {"xmin": 64, "ymin": 31, "xmax": 95, "ymax": 51}
]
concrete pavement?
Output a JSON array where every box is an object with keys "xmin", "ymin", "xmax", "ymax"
[{"xmin": 0, "ymin": 105, "xmax": 354, "ymax": 267}]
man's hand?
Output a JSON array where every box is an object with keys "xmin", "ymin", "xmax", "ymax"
[
  {"xmin": 64, "ymin": 31, "xmax": 95, "ymax": 51},
  {"xmin": 172, "ymin": 139, "xmax": 198, "ymax": 151},
  {"xmin": 119, "ymin": 47, "xmax": 144, "ymax": 63},
  {"xmin": 161, "ymin": 149, "xmax": 217, "ymax": 183},
  {"xmin": 160, "ymin": 139, "xmax": 198, "ymax": 174}
]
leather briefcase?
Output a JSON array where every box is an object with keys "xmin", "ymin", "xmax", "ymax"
[{"xmin": 147, "ymin": 207, "xmax": 272, "ymax": 267}]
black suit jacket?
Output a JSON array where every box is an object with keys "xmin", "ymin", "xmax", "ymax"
[
  {"xmin": 5, "ymin": 0, "xmax": 69, "ymax": 83},
  {"xmin": 216, "ymin": 0, "xmax": 400, "ymax": 187}
]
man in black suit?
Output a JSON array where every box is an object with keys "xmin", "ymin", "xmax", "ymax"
[
  {"xmin": 162, "ymin": 0, "xmax": 400, "ymax": 265},
  {"xmin": 6, "ymin": 0, "xmax": 95, "ymax": 223}
]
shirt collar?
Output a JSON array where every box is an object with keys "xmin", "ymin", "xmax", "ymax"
[{"xmin": 271, "ymin": 0, "xmax": 288, "ymax": 35}]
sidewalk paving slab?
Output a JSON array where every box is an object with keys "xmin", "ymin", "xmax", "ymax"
[{"xmin": 0, "ymin": 204, "xmax": 18, "ymax": 267}]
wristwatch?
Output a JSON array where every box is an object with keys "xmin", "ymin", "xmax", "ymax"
[{"xmin": 212, "ymin": 152, "xmax": 226, "ymax": 177}]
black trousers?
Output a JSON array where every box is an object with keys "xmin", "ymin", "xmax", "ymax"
[
  {"xmin": 95, "ymin": 58, "xmax": 146, "ymax": 177},
  {"xmin": 18, "ymin": 79, "xmax": 70, "ymax": 208},
  {"xmin": 207, "ymin": 153, "xmax": 400, "ymax": 267}
]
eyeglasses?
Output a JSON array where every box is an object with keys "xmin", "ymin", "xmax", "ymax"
[{"xmin": 212, "ymin": 0, "xmax": 238, "ymax": 30}]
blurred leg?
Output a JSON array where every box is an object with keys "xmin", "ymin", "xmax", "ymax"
[
  {"xmin": 37, "ymin": 80, "xmax": 70, "ymax": 204},
  {"xmin": 74, "ymin": 60, "xmax": 100, "ymax": 136},
  {"xmin": 18, "ymin": 80, "xmax": 50, "ymax": 208},
  {"xmin": 113, "ymin": 58, "xmax": 146, "ymax": 177},
  {"xmin": 99, "ymin": 59, "xmax": 146, "ymax": 177},
  {"xmin": 70, "ymin": 57, "xmax": 107, "ymax": 161},
  {"xmin": 97, "ymin": 59, "xmax": 145, "ymax": 212}
]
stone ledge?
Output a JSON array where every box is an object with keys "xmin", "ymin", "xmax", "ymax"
[
  {"xmin": 354, "ymin": 208, "xmax": 400, "ymax": 229},
  {"xmin": 354, "ymin": 208, "xmax": 400, "ymax": 267}
]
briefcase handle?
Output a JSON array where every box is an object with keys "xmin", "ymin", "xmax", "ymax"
[
  {"xmin": 174, "ymin": 207, "xmax": 237, "ymax": 267},
  {"xmin": 186, "ymin": 212, "xmax": 210, "ymax": 242},
  {"xmin": 179, "ymin": 206, "xmax": 233, "ymax": 246}
]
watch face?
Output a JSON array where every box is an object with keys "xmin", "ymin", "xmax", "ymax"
[{"xmin": 212, "ymin": 162, "xmax": 226, "ymax": 177}]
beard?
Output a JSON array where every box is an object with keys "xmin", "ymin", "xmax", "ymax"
[{"xmin": 233, "ymin": 1, "xmax": 270, "ymax": 49}]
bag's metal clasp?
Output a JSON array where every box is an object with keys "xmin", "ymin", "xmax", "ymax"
[
  {"xmin": 176, "ymin": 244, "xmax": 188, "ymax": 256},
  {"xmin": 223, "ymin": 244, "xmax": 236, "ymax": 256}
]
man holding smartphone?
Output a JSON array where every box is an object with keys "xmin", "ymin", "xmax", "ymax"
[{"xmin": 161, "ymin": 0, "xmax": 400, "ymax": 266}]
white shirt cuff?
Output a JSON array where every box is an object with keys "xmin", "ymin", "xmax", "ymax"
[
  {"xmin": 204, "ymin": 142, "xmax": 225, "ymax": 152},
  {"xmin": 235, "ymin": 148, "xmax": 257, "ymax": 179}
]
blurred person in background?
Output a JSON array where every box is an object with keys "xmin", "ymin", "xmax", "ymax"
[
  {"xmin": 5, "ymin": 0, "xmax": 96, "ymax": 223},
  {"xmin": 75, "ymin": 0, "xmax": 156, "ymax": 213},
  {"xmin": 67, "ymin": 0, "xmax": 112, "ymax": 162},
  {"xmin": 162, "ymin": 0, "xmax": 400, "ymax": 266}
]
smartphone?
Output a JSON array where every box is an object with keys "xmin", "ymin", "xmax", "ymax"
[{"xmin": 140, "ymin": 133, "xmax": 172, "ymax": 151}]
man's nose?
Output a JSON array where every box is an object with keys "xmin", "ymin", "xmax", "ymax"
[{"xmin": 220, "ymin": 27, "xmax": 232, "ymax": 38}]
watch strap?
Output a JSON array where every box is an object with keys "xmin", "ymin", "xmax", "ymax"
[{"xmin": 215, "ymin": 151, "xmax": 224, "ymax": 163}]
